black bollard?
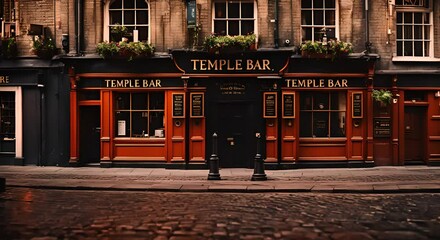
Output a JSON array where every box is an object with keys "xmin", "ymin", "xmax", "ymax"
[
  {"xmin": 208, "ymin": 133, "xmax": 221, "ymax": 180},
  {"xmin": 251, "ymin": 133, "xmax": 267, "ymax": 181}
]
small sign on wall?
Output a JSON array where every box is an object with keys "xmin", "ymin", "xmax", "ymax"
[
  {"xmin": 352, "ymin": 92, "xmax": 363, "ymax": 118},
  {"xmin": 263, "ymin": 92, "xmax": 277, "ymax": 118},
  {"xmin": 172, "ymin": 93, "xmax": 185, "ymax": 118},
  {"xmin": 190, "ymin": 92, "xmax": 204, "ymax": 118},
  {"xmin": 282, "ymin": 92, "xmax": 295, "ymax": 118}
]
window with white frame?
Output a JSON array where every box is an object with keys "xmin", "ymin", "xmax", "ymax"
[
  {"xmin": 301, "ymin": 0, "xmax": 337, "ymax": 41},
  {"xmin": 213, "ymin": 0, "xmax": 256, "ymax": 36},
  {"xmin": 396, "ymin": 0, "xmax": 432, "ymax": 57},
  {"xmin": 108, "ymin": 0, "xmax": 149, "ymax": 42}
]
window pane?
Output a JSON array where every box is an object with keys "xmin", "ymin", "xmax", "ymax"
[
  {"xmin": 110, "ymin": 0, "xmax": 122, "ymax": 9},
  {"xmin": 326, "ymin": 28, "xmax": 335, "ymax": 39},
  {"xmin": 397, "ymin": 41, "xmax": 403, "ymax": 56},
  {"xmin": 302, "ymin": 0, "xmax": 312, "ymax": 8},
  {"xmin": 397, "ymin": 12, "xmax": 402, "ymax": 23},
  {"xmin": 302, "ymin": 27, "xmax": 312, "ymax": 41},
  {"xmin": 404, "ymin": 41, "xmax": 413, "ymax": 56},
  {"xmin": 414, "ymin": 25, "xmax": 422, "ymax": 39},
  {"xmin": 125, "ymin": 0, "xmax": 135, "ymax": 9},
  {"xmin": 313, "ymin": 112, "xmax": 328, "ymax": 137},
  {"xmin": 414, "ymin": 41, "xmax": 423, "ymax": 56},
  {"xmin": 313, "ymin": 29, "xmax": 322, "ymax": 42},
  {"xmin": 150, "ymin": 111, "xmax": 165, "ymax": 135},
  {"xmin": 423, "ymin": 13, "xmax": 429, "ymax": 24},
  {"xmin": 241, "ymin": 20, "xmax": 254, "ymax": 35},
  {"xmin": 136, "ymin": 10, "xmax": 148, "ymax": 24},
  {"xmin": 132, "ymin": 93, "xmax": 147, "ymax": 110},
  {"xmin": 116, "ymin": 93, "xmax": 130, "ymax": 110},
  {"xmin": 124, "ymin": 10, "xmax": 135, "ymax": 24},
  {"xmin": 110, "ymin": 11, "xmax": 122, "ymax": 25},
  {"xmin": 325, "ymin": 10, "xmax": 335, "ymax": 25},
  {"xmin": 424, "ymin": 26, "xmax": 430, "ymax": 39},
  {"xmin": 215, "ymin": 3, "xmax": 226, "ymax": 18},
  {"xmin": 132, "ymin": 112, "xmax": 148, "ymax": 137},
  {"xmin": 424, "ymin": 41, "xmax": 430, "ymax": 56},
  {"xmin": 300, "ymin": 93, "xmax": 313, "ymax": 110},
  {"xmin": 0, "ymin": 92, "xmax": 15, "ymax": 141},
  {"xmin": 313, "ymin": 0, "xmax": 324, "ymax": 8},
  {"xmin": 214, "ymin": 20, "xmax": 227, "ymax": 35},
  {"xmin": 138, "ymin": 26, "xmax": 148, "ymax": 41},
  {"xmin": 300, "ymin": 112, "xmax": 312, "ymax": 137},
  {"xmin": 414, "ymin": 12, "xmax": 422, "ymax": 24},
  {"xmin": 228, "ymin": 2, "xmax": 239, "ymax": 18},
  {"xmin": 325, "ymin": 0, "xmax": 335, "ymax": 8},
  {"xmin": 228, "ymin": 20, "xmax": 239, "ymax": 35},
  {"xmin": 404, "ymin": 12, "xmax": 412, "ymax": 24},
  {"xmin": 136, "ymin": 0, "xmax": 148, "ymax": 8},
  {"xmin": 313, "ymin": 92, "xmax": 328, "ymax": 110},
  {"xmin": 330, "ymin": 112, "xmax": 345, "ymax": 137},
  {"xmin": 241, "ymin": 3, "xmax": 254, "ymax": 18},
  {"xmin": 301, "ymin": 10, "xmax": 313, "ymax": 25},
  {"xmin": 314, "ymin": 10, "xmax": 324, "ymax": 25},
  {"xmin": 149, "ymin": 92, "xmax": 164, "ymax": 109},
  {"xmin": 404, "ymin": 25, "xmax": 412, "ymax": 39},
  {"xmin": 397, "ymin": 25, "xmax": 402, "ymax": 39}
]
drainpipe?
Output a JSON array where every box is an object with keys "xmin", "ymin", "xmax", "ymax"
[
  {"xmin": 75, "ymin": 0, "xmax": 82, "ymax": 55},
  {"xmin": 365, "ymin": 0, "xmax": 371, "ymax": 53},
  {"xmin": 274, "ymin": 0, "xmax": 279, "ymax": 48}
]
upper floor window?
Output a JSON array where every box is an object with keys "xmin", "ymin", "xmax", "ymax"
[
  {"xmin": 301, "ymin": 0, "xmax": 337, "ymax": 41},
  {"xmin": 213, "ymin": 0, "xmax": 256, "ymax": 36},
  {"xmin": 107, "ymin": 0, "xmax": 150, "ymax": 42},
  {"xmin": 396, "ymin": 0, "xmax": 432, "ymax": 57}
]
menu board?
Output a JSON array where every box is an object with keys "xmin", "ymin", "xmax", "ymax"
[
  {"xmin": 282, "ymin": 92, "xmax": 295, "ymax": 118},
  {"xmin": 352, "ymin": 92, "xmax": 363, "ymax": 118},
  {"xmin": 374, "ymin": 117, "xmax": 391, "ymax": 138},
  {"xmin": 172, "ymin": 93, "xmax": 185, "ymax": 118},
  {"xmin": 263, "ymin": 92, "xmax": 277, "ymax": 118},
  {"xmin": 190, "ymin": 92, "xmax": 204, "ymax": 118}
]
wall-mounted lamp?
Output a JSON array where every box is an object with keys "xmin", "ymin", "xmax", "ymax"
[{"xmin": 435, "ymin": 91, "xmax": 440, "ymax": 98}]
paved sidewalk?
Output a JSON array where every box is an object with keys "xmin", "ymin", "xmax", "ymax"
[{"xmin": 1, "ymin": 165, "xmax": 440, "ymax": 193}]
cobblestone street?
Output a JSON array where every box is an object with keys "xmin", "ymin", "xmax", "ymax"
[{"xmin": 1, "ymin": 188, "xmax": 440, "ymax": 239}]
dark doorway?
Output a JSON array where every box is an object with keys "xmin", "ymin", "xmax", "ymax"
[
  {"xmin": 80, "ymin": 106, "xmax": 101, "ymax": 165},
  {"xmin": 214, "ymin": 102, "xmax": 255, "ymax": 168},
  {"xmin": 404, "ymin": 106, "xmax": 426, "ymax": 164}
]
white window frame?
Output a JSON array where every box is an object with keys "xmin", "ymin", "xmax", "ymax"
[
  {"xmin": 103, "ymin": 0, "xmax": 151, "ymax": 42},
  {"xmin": 211, "ymin": 0, "xmax": 258, "ymax": 36},
  {"xmin": 394, "ymin": 1, "xmax": 434, "ymax": 60},
  {"xmin": 0, "ymin": 87, "xmax": 22, "ymax": 158},
  {"xmin": 300, "ymin": 0, "xmax": 339, "ymax": 42}
]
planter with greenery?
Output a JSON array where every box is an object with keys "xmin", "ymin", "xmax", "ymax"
[
  {"xmin": 32, "ymin": 37, "xmax": 58, "ymax": 59},
  {"xmin": 96, "ymin": 41, "xmax": 154, "ymax": 60},
  {"xmin": 372, "ymin": 89, "xmax": 392, "ymax": 106},
  {"xmin": 1, "ymin": 37, "xmax": 18, "ymax": 59},
  {"xmin": 300, "ymin": 40, "xmax": 353, "ymax": 59},
  {"xmin": 203, "ymin": 34, "xmax": 257, "ymax": 54}
]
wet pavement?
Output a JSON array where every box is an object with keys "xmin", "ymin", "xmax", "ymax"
[{"xmin": 1, "ymin": 188, "xmax": 439, "ymax": 239}]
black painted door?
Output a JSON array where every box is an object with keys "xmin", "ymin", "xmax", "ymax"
[
  {"xmin": 80, "ymin": 106, "xmax": 100, "ymax": 164},
  {"xmin": 216, "ymin": 102, "xmax": 254, "ymax": 168}
]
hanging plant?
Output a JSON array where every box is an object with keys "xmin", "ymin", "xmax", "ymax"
[
  {"xmin": 372, "ymin": 89, "xmax": 392, "ymax": 105},
  {"xmin": 32, "ymin": 36, "xmax": 58, "ymax": 60},
  {"xmin": 1, "ymin": 37, "xmax": 18, "ymax": 59}
]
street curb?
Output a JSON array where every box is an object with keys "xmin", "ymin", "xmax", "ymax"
[{"xmin": 5, "ymin": 184, "xmax": 440, "ymax": 194}]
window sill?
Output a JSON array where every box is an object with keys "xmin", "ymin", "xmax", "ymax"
[{"xmin": 392, "ymin": 56, "xmax": 440, "ymax": 62}]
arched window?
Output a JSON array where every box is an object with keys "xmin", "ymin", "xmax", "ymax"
[
  {"xmin": 212, "ymin": 0, "xmax": 257, "ymax": 36},
  {"xmin": 104, "ymin": 0, "xmax": 150, "ymax": 42}
]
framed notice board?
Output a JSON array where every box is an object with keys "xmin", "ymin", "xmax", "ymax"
[
  {"xmin": 263, "ymin": 92, "xmax": 277, "ymax": 118},
  {"xmin": 190, "ymin": 92, "xmax": 204, "ymax": 118},
  {"xmin": 352, "ymin": 92, "xmax": 363, "ymax": 118},
  {"xmin": 172, "ymin": 93, "xmax": 185, "ymax": 118},
  {"xmin": 282, "ymin": 92, "xmax": 295, "ymax": 118}
]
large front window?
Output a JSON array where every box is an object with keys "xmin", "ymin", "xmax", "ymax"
[
  {"xmin": 108, "ymin": 0, "xmax": 149, "ymax": 42},
  {"xmin": 213, "ymin": 0, "xmax": 255, "ymax": 35},
  {"xmin": 301, "ymin": 0, "xmax": 336, "ymax": 41},
  {"xmin": 300, "ymin": 92, "xmax": 346, "ymax": 138},
  {"xmin": 396, "ymin": 0, "xmax": 432, "ymax": 57},
  {"xmin": 115, "ymin": 92, "xmax": 164, "ymax": 138}
]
